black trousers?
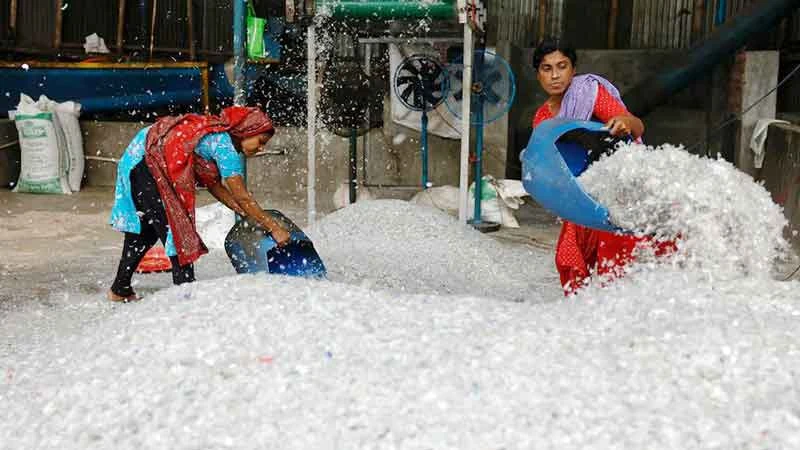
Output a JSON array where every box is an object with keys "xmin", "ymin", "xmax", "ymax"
[{"xmin": 110, "ymin": 162, "xmax": 195, "ymax": 297}]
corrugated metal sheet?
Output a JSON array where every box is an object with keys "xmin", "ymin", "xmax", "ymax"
[
  {"xmin": 62, "ymin": 1, "xmax": 118, "ymax": 48},
  {"xmin": 488, "ymin": 0, "xmax": 564, "ymax": 47},
  {"xmin": 15, "ymin": 0, "xmax": 56, "ymax": 50},
  {"xmin": 0, "ymin": 2, "xmax": 9, "ymax": 42},
  {"xmin": 1, "ymin": 0, "xmax": 234, "ymax": 57},
  {"xmin": 628, "ymin": 0, "xmax": 794, "ymax": 50},
  {"xmin": 630, "ymin": 0, "xmax": 695, "ymax": 49}
]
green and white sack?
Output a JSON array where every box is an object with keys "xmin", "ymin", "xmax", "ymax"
[
  {"xmin": 468, "ymin": 176, "xmax": 528, "ymax": 228},
  {"xmin": 10, "ymin": 95, "xmax": 71, "ymax": 194},
  {"xmin": 38, "ymin": 95, "xmax": 84, "ymax": 191}
]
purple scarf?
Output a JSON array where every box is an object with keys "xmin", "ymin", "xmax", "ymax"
[
  {"xmin": 557, "ymin": 74, "xmax": 641, "ymax": 143},
  {"xmin": 556, "ymin": 74, "xmax": 625, "ymax": 121}
]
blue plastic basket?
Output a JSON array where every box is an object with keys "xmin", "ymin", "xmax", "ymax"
[
  {"xmin": 521, "ymin": 118, "xmax": 627, "ymax": 233},
  {"xmin": 224, "ymin": 210, "xmax": 327, "ymax": 278}
]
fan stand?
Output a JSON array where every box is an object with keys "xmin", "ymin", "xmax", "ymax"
[
  {"xmin": 467, "ymin": 53, "xmax": 500, "ymax": 233},
  {"xmin": 421, "ymin": 108, "xmax": 430, "ymax": 188},
  {"xmin": 349, "ymin": 127, "xmax": 358, "ymax": 204}
]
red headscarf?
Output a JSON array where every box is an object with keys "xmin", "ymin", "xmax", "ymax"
[
  {"xmin": 144, "ymin": 107, "xmax": 274, "ymax": 266},
  {"xmin": 221, "ymin": 106, "xmax": 274, "ymax": 140}
]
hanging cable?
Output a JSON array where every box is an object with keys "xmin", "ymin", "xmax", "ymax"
[{"xmin": 685, "ymin": 62, "xmax": 800, "ymax": 154}]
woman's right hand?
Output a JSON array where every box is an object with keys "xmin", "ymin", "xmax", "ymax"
[{"xmin": 270, "ymin": 226, "xmax": 291, "ymax": 247}]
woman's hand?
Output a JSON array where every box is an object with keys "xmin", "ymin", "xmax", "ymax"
[
  {"xmin": 224, "ymin": 175, "xmax": 292, "ymax": 247},
  {"xmin": 270, "ymin": 226, "xmax": 291, "ymax": 247},
  {"xmin": 605, "ymin": 114, "xmax": 644, "ymax": 138}
]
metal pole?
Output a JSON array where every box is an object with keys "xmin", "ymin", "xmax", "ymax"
[
  {"xmin": 421, "ymin": 109, "xmax": 429, "ymax": 188},
  {"xmin": 471, "ymin": 49, "xmax": 485, "ymax": 224},
  {"xmin": 362, "ymin": 43, "xmax": 371, "ymax": 186},
  {"xmin": 307, "ymin": 24, "xmax": 318, "ymax": 224},
  {"xmin": 233, "ymin": 0, "xmax": 247, "ymax": 106},
  {"xmin": 472, "ymin": 112, "xmax": 484, "ymax": 224},
  {"xmin": 117, "ymin": 0, "xmax": 127, "ymax": 54},
  {"xmin": 349, "ymin": 128, "xmax": 358, "ymax": 203},
  {"xmin": 458, "ymin": 23, "xmax": 473, "ymax": 223}
]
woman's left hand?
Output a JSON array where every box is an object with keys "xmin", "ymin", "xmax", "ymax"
[{"xmin": 605, "ymin": 115, "xmax": 634, "ymax": 137}]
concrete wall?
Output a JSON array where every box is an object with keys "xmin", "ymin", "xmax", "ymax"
[
  {"xmin": 77, "ymin": 116, "xmax": 473, "ymax": 216},
  {"xmin": 758, "ymin": 123, "xmax": 800, "ymax": 254},
  {"xmin": 81, "ymin": 121, "xmax": 144, "ymax": 187},
  {"xmin": 0, "ymin": 119, "xmax": 20, "ymax": 187},
  {"xmin": 732, "ymin": 51, "xmax": 780, "ymax": 177}
]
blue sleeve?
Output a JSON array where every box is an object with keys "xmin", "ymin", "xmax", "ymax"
[{"xmin": 195, "ymin": 132, "xmax": 245, "ymax": 179}]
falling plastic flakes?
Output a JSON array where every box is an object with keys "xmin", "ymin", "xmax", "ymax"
[{"xmin": 578, "ymin": 143, "xmax": 788, "ymax": 278}]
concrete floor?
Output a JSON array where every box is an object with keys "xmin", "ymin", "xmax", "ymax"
[{"xmin": 0, "ymin": 187, "xmax": 561, "ymax": 310}]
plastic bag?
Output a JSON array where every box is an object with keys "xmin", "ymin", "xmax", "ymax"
[{"xmin": 246, "ymin": 1, "xmax": 266, "ymax": 60}]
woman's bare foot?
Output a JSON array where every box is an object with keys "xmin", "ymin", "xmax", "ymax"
[{"xmin": 107, "ymin": 290, "xmax": 140, "ymax": 303}]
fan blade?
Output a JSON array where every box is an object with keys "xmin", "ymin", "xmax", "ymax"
[
  {"xmin": 484, "ymin": 71, "xmax": 502, "ymax": 86},
  {"xmin": 396, "ymin": 75, "xmax": 418, "ymax": 86},
  {"xmin": 406, "ymin": 61, "xmax": 421, "ymax": 76},
  {"xmin": 400, "ymin": 85, "xmax": 415, "ymax": 103},
  {"xmin": 484, "ymin": 88, "xmax": 501, "ymax": 104}
]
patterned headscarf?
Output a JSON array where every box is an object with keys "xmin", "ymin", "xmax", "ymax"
[{"xmin": 220, "ymin": 106, "xmax": 274, "ymax": 140}]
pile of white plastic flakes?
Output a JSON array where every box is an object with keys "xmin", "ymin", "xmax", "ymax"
[
  {"xmin": 2, "ymin": 146, "xmax": 800, "ymax": 449},
  {"xmin": 578, "ymin": 143, "xmax": 790, "ymax": 278}
]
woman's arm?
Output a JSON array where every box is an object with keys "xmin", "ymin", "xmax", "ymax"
[
  {"xmin": 206, "ymin": 181, "xmax": 246, "ymax": 217},
  {"xmin": 593, "ymin": 85, "xmax": 645, "ymax": 139},
  {"xmin": 224, "ymin": 175, "xmax": 291, "ymax": 246},
  {"xmin": 606, "ymin": 114, "xmax": 644, "ymax": 139}
]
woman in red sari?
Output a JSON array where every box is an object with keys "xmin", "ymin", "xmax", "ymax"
[{"xmin": 531, "ymin": 38, "xmax": 648, "ymax": 295}]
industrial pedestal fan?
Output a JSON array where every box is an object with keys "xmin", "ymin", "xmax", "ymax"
[
  {"xmin": 393, "ymin": 54, "xmax": 449, "ymax": 188},
  {"xmin": 445, "ymin": 49, "xmax": 516, "ymax": 232}
]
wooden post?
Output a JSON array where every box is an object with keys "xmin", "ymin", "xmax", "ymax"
[
  {"xmin": 608, "ymin": 0, "xmax": 619, "ymax": 49},
  {"xmin": 200, "ymin": 63, "xmax": 210, "ymax": 111},
  {"xmin": 691, "ymin": 0, "xmax": 706, "ymax": 43},
  {"xmin": 10, "ymin": 0, "xmax": 17, "ymax": 35},
  {"xmin": 286, "ymin": 0, "xmax": 296, "ymax": 23},
  {"xmin": 117, "ymin": 0, "xmax": 127, "ymax": 54},
  {"xmin": 149, "ymin": 0, "xmax": 158, "ymax": 59},
  {"xmin": 54, "ymin": 0, "xmax": 63, "ymax": 50},
  {"xmin": 537, "ymin": 0, "xmax": 548, "ymax": 42},
  {"xmin": 187, "ymin": 0, "xmax": 195, "ymax": 60}
]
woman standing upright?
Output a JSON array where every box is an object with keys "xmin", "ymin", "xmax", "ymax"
[{"xmin": 530, "ymin": 38, "xmax": 650, "ymax": 295}]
